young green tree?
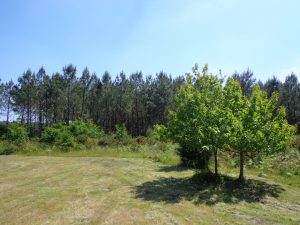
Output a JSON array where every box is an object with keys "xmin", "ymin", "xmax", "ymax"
[
  {"xmin": 224, "ymin": 79, "xmax": 295, "ymax": 181},
  {"xmin": 168, "ymin": 76, "xmax": 211, "ymax": 170},
  {"xmin": 169, "ymin": 65, "xmax": 231, "ymax": 175}
]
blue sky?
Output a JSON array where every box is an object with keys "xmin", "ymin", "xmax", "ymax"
[{"xmin": 0, "ymin": 0, "xmax": 299, "ymax": 83}]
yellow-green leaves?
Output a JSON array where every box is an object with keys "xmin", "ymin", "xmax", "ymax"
[
  {"xmin": 169, "ymin": 65, "xmax": 294, "ymax": 178},
  {"xmin": 169, "ymin": 66, "xmax": 228, "ymax": 171}
]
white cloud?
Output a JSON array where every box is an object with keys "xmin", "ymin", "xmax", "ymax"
[{"xmin": 278, "ymin": 61, "xmax": 300, "ymax": 82}]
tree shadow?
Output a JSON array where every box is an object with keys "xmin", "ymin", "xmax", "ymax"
[
  {"xmin": 158, "ymin": 165, "xmax": 188, "ymax": 172},
  {"xmin": 134, "ymin": 173, "xmax": 285, "ymax": 205}
]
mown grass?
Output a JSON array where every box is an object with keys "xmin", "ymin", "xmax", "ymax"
[
  {"xmin": 0, "ymin": 155, "xmax": 299, "ymax": 225},
  {"xmin": 1, "ymin": 138, "xmax": 300, "ymax": 224}
]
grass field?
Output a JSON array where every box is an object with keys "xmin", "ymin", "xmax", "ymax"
[{"xmin": 0, "ymin": 155, "xmax": 300, "ymax": 225}]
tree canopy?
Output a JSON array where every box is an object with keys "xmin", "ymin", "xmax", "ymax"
[{"xmin": 168, "ymin": 66, "xmax": 294, "ymax": 180}]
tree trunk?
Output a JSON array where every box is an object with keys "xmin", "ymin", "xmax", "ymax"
[
  {"xmin": 38, "ymin": 100, "xmax": 43, "ymax": 135},
  {"xmin": 214, "ymin": 148, "xmax": 218, "ymax": 176},
  {"xmin": 135, "ymin": 97, "xmax": 139, "ymax": 136},
  {"xmin": 45, "ymin": 97, "xmax": 48, "ymax": 126},
  {"xmin": 239, "ymin": 150, "xmax": 245, "ymax": 181},
  {"xmin": 6, "ymin": 99, "xmax": 10, "ymax": 127},
  {"xmin": 81, "ymin": 87, "xmax": 86, "ymax": 119},
  {"xmin": 66, "ymin": 85, "xmax": 71, "ymax": 125}
]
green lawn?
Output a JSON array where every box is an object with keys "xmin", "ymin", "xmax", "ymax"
[{"xmin": 0, "ymin": 156, "xmax": 299, "ymax": 225}]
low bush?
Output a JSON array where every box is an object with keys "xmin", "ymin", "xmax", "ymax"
[
  {"xmin": 0, "ymin": 145, "xmax": 17, "ymax": 155},
  {"xmin": 40, "ymin": 120, "xmax": 104, "ymax": 148},
  {"xmin": 288, "ymin": 135, "xmax": 300, "ymax": 151},
  {"xmin": 150, "ymin": 124, "xmax": 169, "ymax": 142},
  {"xmin": 0, "ymin": 122, "xmax": 8, "ymax": 138},
  {"xmin": 55, "ymin": 130, "xmax": 77, "ymax": 149},
  {"xmin": 69, "ymin": 120, "xmax": 104, "ymax": 138},
  {"xmin": 40, "ymin": 125, "xmax": 76, "ymax": 149},
  {"xmin": 5, "ymin": 123, "xmax": 28, "ymax": 144},
  {"xmin": 40, "ymin": 126, "xmax": 62, "ymax": 144},
  {"xmin": 114, "ymin": 124, "xmax": 131, "ymax": 140}
]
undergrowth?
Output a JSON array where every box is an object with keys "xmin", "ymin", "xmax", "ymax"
[{"xmin": 0, "ymin": 139, "xmax": 180, "ymax": 166}]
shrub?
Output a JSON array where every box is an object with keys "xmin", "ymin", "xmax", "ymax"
[
  {"xmin": 0, "ymin": 122, "xmax": 8, "ymax": 139},
  {"xmin": 40, "ymin": 126, "xmax": 61, "ymax": 144},
  {"xmin": 288, "ymin": 135, "xmax": 300, "ymax": 151},
  {"xmin": 0, "ymin": 145, "xmax": 17, "ymax": 155},
  {"xmin": 5, "ymin": 123, "xmax": 28, "ymax": 144},
  {"xmin": 114, "ymin": 124, "xmax": 130, "ymax": 140},
  {"xmin": 151, "ymin": 124, "xmax": 169, "ymax": 142},
  {"xmin": 55, "ymin": 130, "xmax": 76, "ymax": 149},
  {"xmin": 41, "ymin": 120, "xmax": 104, "ymax": 148},
  {"xmin": 40, "ymin": 124, "xmax": 76, "ymax": 149},
  {"xmin": 69, "ymin": 120, "xmax": 104, "ymax": 138}
]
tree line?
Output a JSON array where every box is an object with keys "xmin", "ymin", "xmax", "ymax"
[
  {"xmin": 0, "ymin": 64, "xmax": 300, "ymax": 136},
  {"xmin": 0, "ymin": 65, "xmax": 184, "ymax": 136}
]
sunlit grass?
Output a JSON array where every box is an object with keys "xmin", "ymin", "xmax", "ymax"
[{"xmin": 0, "ymin": 156, "xmax": 299, "ymax": 225}]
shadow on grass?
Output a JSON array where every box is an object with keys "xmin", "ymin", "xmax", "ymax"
[
  {"xmin": 134, "ymin": 173, "xmax": 285, "ymax": 205},
  {"xmin": 158, "ymin": 165, "xmax": 188, "ymax": 172}
]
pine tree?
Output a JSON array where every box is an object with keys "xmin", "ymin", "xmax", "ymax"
[
  {"xmin": 232, "ymin": 68, "xmax": 256, "ymax": 97},
  {"xmin": 279, "ymin": 74, "xmax": 300, "ymax": 129}
]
